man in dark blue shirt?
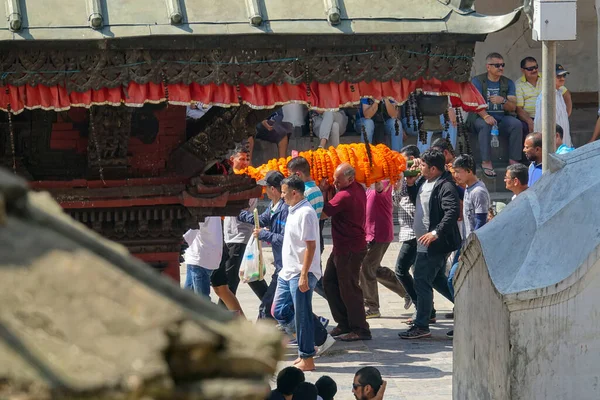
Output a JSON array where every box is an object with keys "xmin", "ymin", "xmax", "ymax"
[{"xmin": 524, "ymin": 132, "xmax": 543, "ymax": 186}]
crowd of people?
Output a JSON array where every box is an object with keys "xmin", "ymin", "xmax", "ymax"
[
  {"xmin": 179, "ymin": 51, "xmax": 592, "ymax": 398},
  {"xmin": 267, "ymin": 365, "xmax": 386, "ymax": 400}
]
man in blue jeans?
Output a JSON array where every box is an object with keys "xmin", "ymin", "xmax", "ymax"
[
  {"xmin": 238, "ymin": 171, "xmax": 288, "ymax": 319},
  {"xmin": 355, "ymin": 98, "xmax": 406, "ymax": 151},
  {"xmin": 272, "ymin": 175, "xmax": 322, "ymax": 371},
  {"xmin": 399, "ymin": 149, "xmax": 461, "ymax": 339}
]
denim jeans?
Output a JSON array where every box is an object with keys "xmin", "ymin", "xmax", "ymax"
[
  {"xmin": 402, "ymin": 115, "xmax": 457, "ymax": 153},
  {"xmin": 355, "ymin": 117, "xmax": 403, "ymax": 152},
  {"xmin": 395, "ymin": 239, "xmax": 418, "ymax": 303},
  {"xmin": 413, "ymin": 252, "xmax": 454, "ymax": 329},
  {"xmin": 272, "ymin": 273, "xmax": 320, "ymax": 358},
  {"xmin": 255, "ymin": 267, "xmax": 280, "ymax": 319},
  {"xmin": 448, "ymin": 262, "xmax": 459, "ymax": 300},
  {"xmin": 472, "ymin": 115, "xmax": 523, "ymax": 162},
  {"xmin": 183, "ymin": 264, "xmax": 211, "ymax": 298}
]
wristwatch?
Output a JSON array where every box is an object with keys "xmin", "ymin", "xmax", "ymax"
[{"xmin": 431, "ymin": 230, "xmax": 438, "ymax": 238}]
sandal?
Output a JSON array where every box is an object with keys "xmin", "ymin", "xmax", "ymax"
[
  {"xmin": 482, "ymin": 165, "xmax": 497, "ymax": 178},
  {"xmin": 338, "ymin": 332, "xmax": 372, "ymax": 342}
]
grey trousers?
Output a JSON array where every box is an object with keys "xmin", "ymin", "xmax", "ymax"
[
  {"xmin": 360, "ymin": 242, "xmax": 408, "ymax": 313},
  {"xmin": 473, "ymin": 115, "xmax": 523, "ymax": 162}
]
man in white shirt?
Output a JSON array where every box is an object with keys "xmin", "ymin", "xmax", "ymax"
[
  {"xmin": 183, "ymin": 216, "xmax": 223, "ymax": 297},
  {"xmin": 534, "ymin": 64, "xmax": 572, "ymax": 147},
  {"xmin": 272, "ymin": 175, "xmax": 321, "ymax": 372}
]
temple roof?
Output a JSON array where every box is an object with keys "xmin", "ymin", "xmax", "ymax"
[{"xmin": 0, "ymin": 0, "xmax": 521, "ymax": 43}]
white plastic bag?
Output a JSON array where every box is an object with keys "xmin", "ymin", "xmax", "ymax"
[{"xmin": 239, "ymin": 235, "xmax": 266, "ymax": 283}]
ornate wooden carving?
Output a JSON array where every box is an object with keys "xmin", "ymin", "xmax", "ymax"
[
  {"xmin": 174, "ymin": 105, "xmax": 272, "ymax": 177},
  {"xmin": 87, "ymin": 106, "xmax": 132, "ymax": 178},
  {"xmin": 0, "ymin": 45, "xmax": 475, "ymax": 92}
]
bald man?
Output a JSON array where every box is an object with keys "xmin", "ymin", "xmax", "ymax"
[{"xmin": 321, "ymin": 163, "xmax": 371, "ymax": 341}]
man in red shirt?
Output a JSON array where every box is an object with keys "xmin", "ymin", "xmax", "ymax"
[
  {"xmin": 360, "ymin": 180, "xmax": 407, "ymax": 319},
  {"xmin": 321, "ymin": 163, "xmax": 371, "ymax": 341}
]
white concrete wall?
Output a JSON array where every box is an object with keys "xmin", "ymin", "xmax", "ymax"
[
  {"xmin": 453, "ymin": 237, "xmax": 511, "ymax": 400},
  {"xmin": 473, "ymin": 0, "xmax": 598, "ymax": 93},
  {"xmin": 507, "ymin": 252, "xmax": 600, "ymax": 400}
]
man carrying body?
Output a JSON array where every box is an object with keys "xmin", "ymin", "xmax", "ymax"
[
  {"xmin": 238, "ymin": 171, "xmax": 288, "ymax": 319},
  {"xmin": 524, "ymin": 132, "xmax": 543, "ymax": 187},
  {"xmin": 322, "ymin": 163, "xmax": 371, "ymax": 342},
  {"xmin": 272, "ymin": 175, "xmax": 321, "ymax": 371},
  {"xmin": 287, "ymin": 156, "xmax": 327, "ymax": 301},
  {"xmin": 393, "ymin": 145, "xmax": 421, "ymax": 311},
  {"xmin": 360, "ymin": 179, "xmax": 408, "ymax": 319},
  {"xmin": 504, "ymin": 164, "xmax": 529, "ymax": 200},
  {"xmin": 470, "ymin": 52, "xmax": 523, "ymax": 178},
  {"xmin": 399, "ymin": 149, "xmax": 461, "ymax": 339},
  {"xmin": 222, "ymin": 147, "xmax": 266, "ymax": 304}
]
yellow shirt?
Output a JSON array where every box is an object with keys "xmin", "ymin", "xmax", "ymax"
[{"xmin": 516, "ymin": 74, "xmax": 567, "ymax": 117}]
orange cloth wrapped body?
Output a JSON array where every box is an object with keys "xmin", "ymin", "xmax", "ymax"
[{"xmin": 235, "ymin": 143, "xmax": 408, "ymax": 186}]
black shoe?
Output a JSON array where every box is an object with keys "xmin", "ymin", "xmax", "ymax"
[
  {"xmin": 398, "ymin": 326, "xmax": 432, "ymax": 340},
  {"xmin": 446, "ymin": 330, "xmax": 454, "ymax": 338}
]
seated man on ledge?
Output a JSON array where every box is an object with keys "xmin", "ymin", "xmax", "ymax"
[{"xmin": 470, "ymin": 52, "xmax": 523, "ymax": 178}]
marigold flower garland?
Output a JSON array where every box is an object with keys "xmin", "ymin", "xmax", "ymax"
[{"xmin": 235, "ymin": 143, "xmax": 408, "ymax": 186}]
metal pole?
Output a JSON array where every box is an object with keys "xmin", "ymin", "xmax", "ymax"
[
  {"xmin": 596, "ymin": 0, "xmax": 600, "ymax": 112},
  {"xmin": 541, "ymin": 40, "xmax": 556, "ymax": 173}
]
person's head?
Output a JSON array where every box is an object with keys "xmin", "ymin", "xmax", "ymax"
[
  {"xmin": 556, "ymin": 64, "xmax": 569, "ymax": 90},
  {"xmin": 229, "ymin": 144, "xmax": 250, "ymax": 170},
  {"xmin": 315, "ymin": 376, "xmax": 337, "ymax": 400},
  {"xmin": 353, "ymin": 367, "xmax": 383, "ymax": 400},
  {"xmin": 281, "ymin": 175, "xmax": 306, "ymax": 207},
  {"xmin": 452, "ymin": 154, "xmax": 477, "ymax": 186},
  {"xmin": 431, "ymin": 138, "xmax": 455, "ymax": 164},
  {"xmin": 333, "ymin": 163, "xmax": 355, "ymax": 191},
  {"xmin": 524, "ymin": 132, "xmax": 542, "ymax": 163},
  {"xmin": 258, "ymin": 170, "xmax": 285, "ymax": 203},
  {"xmin": 400, "ymin": 144, "xmax": 420, "ymax": 160},
  {"xmin": 504, "ymin": 163, "xmax": 529, "ymax": 194},
  {"xmin": 276, "ymin": 367, "xmax": 306, "ymax": 398},
  {"xmin": 520, "ymin": 56, "xmax": 539, "ymax": 80},
  {"xmin": 292, "ymin": 382, "xmax": 319, "ymax": 400},
  {"xmin": 287, "ymin": 156, "xmax": 312, "ymax": 182},
  {"xmin": 420, "ymin": 149, "xmax": 446, "ymax": 181},
  {"xmin": 486, "ymin": 52, "xmax": 505, "ymax": 79},
  {"xmin": 555, "ymin": 124, "xmax": 565, "ymax": 147}
]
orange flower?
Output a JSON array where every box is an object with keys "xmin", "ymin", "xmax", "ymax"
[{"xmin": 234, "ymin": 143, "xmax": 408, "ymax": 185}]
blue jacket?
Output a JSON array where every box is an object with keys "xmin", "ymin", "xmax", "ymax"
[{"xmin": 238, "ymin": 200, "xmax": 288, "ymax": 271}]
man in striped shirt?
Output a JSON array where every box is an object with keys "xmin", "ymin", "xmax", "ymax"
[{"xmin": 287, "ymin": 157, "xmax": 325, "ymax": 253}]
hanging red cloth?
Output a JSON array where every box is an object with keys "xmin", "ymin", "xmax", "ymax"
[{"xmin": 0, "ymin": 78, "xmax": 486, "ymax": 114}]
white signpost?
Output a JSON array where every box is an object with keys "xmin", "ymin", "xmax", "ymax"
[{"xmin": 531, "ymin": 0, "xmax": 576, "ymax": 172}]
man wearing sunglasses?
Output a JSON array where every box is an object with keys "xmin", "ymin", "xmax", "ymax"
[
  {"xmin": 470, "ymin": 53, "xmax": 523, "ymax": 178},
  {"xmin": 516, "ymin": 57, "xmax": 541, "ymax": 134},
  {"xmin": 516, "ymin": 57, "xmax": 572, "ymax": 136}
]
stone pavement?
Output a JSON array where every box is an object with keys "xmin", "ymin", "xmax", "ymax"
[{"xmin": 223, "ymin": 241, "xmax": 455, "ymax": 400}]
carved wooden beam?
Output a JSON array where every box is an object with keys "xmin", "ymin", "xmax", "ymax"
[{"xmin": 171, "ymin": 105, "xmax": 272, "ymax": 178}]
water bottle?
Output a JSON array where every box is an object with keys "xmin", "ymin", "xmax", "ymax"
[{"xmin": 491, "ymin": 125, "xmax": 499, "ymax": 148}]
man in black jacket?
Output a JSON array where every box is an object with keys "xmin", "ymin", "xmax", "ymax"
[{"xmin": 399, "ymin": 149, "xmax": 461, "ymax": 339}]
